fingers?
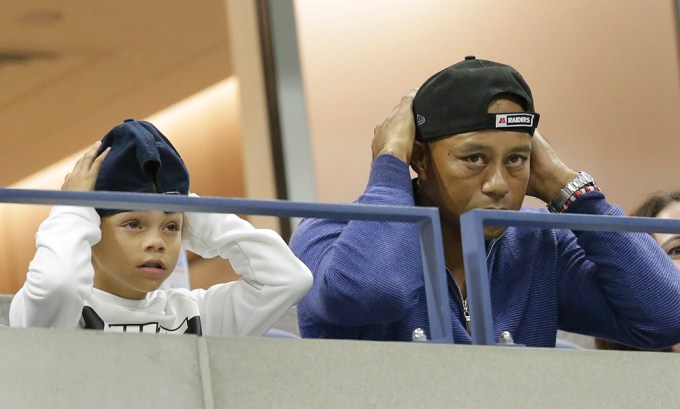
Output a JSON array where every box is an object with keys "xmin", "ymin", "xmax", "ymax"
[
  {"xmin": 62, "ymin": 141, "xmax": 109, "ymax": 191},
  {"xmin": 371, "ymin": 89, "xmax": 419, "ymax": 164},
  {"xmin": 399, "ymin": 88, "xmax": 418, "ymax": 108},
  {"xmin": 90, "ymin": 146, "xmax": 110, "ymax": 176},
  {"xmin": 388, "ymin": 89, "xmax": 417, "ymax": 120},
  {"xmin": 532, "ymin": 128, "xmax": 553, "ymax": 148},
  {"xmin": 374, "ymin": 89, "xmax": 418, "ymax": 133},
  {"xmin": 527, "ymin": 129, "xmax": 577, "ymax": 202},
  {"xmin": 72, "ymin": 141, "xmax": 102, "ymax": 174},
  {"xmin": 82, "ymin": 141, "xmax": 104, "ymax": 168},
  {"xmin": 61, "ymin": 172, "xmax": 72, "ymax": 190}
]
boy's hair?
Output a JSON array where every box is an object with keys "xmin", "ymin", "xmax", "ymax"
[{"xmin": 94, "ymin": 119, "xmax": 190, "ymax": 216}]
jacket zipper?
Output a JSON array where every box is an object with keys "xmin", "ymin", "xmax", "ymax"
[
  {"xmin": 450, "ymin": 233, "xmax": 504, "ymax": 335},
  {"xmin": 455, "ymin": 277, "xmax": 471, "ymax": 334}
]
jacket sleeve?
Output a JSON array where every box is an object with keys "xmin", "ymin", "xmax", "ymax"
[
  {"xmin": 556, "ymin": 192, "xmax": 680, "ymax": 350},
  {"xmin": 182, "ymin": 195, "xmax": 313, "ymax": 336},
  {"xmin": 10, "ymin": 206, "xmax": 101, "ymax": 328},
  {"xmin": 290, "ymin": 154, "xmax": 424, "ymax": 326}
]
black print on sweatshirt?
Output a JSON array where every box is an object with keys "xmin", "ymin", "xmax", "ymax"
[{"xmin": 81, "ymin": 306, "xmax": 203, "ymax": 335}]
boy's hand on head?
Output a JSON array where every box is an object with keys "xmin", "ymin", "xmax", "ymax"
[
  {"xmin": 372, "ymin": 89, "xmax": 418, "ymax": 164},
  {"xmin": 526, "ymin": 129, "xmax": 578, "ymax": 203},
  {"xmin": 62, "ymin": 141, "xmax": 110, "ymax": 191}
]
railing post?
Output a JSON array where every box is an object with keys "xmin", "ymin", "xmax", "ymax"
[
  {"xmin": 459, "ymin": 208, "xmax": 680, "ymax": 346},
  {"xmin": 460, "ymin": 210, "xmax": 496, "ymax": 345},
  {"xmin": 418, "ymin": 210, "xmax": 453, "ymax": 343}
]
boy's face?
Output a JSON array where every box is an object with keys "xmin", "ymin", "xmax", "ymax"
[{"xmin": 92, "ymin": 210, "xmax": 183, "ymax": 299}]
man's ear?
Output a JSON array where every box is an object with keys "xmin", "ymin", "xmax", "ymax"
[{"xmin": 410, "ymin": 140, "xmax": 429, "ymax": 182}]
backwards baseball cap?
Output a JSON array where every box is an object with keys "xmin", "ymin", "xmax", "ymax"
[
  {"xmin": 94, "ymin": 119, "xmax": 190, "ymax": 216},
  {"xmin": 413, "ymin": 56, "xmax": 539, "ymax": 142}
]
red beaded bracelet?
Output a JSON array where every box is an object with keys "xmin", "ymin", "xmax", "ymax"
[{"xmin": 559, "ymin": 185, "xmax": 601, "ymax": 213}]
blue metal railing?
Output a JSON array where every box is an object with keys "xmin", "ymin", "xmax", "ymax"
[
  {"xmin": 0, "ymin": 188, "xmax": 454, "ymax": 343},
  {"xmin": 8, "ymin": 189, "xmax": 674, "ymax": 346},
  {"xmin": 460, "ymin": 209, "xmax": 680, "ymax": 345}
]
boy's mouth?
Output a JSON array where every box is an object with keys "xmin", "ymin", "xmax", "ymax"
[{"xmin": 139, "ymin": 260, "xmax": 166, "ymax": 270}]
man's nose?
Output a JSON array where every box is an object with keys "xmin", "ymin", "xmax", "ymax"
[{"xmin": 481, "ymin": 165, "xmax": 510, "ymax": 198}]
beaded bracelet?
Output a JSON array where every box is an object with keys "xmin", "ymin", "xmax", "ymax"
[
  {"xmin": 547, "ymin": 171, "xmax": 596, "ymax": 213},
  {"xmin": 558, "ymin": 185, "xmax": 601, "ymax": 213}
]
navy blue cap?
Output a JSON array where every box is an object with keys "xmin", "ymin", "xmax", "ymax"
[{"xmin": 95, "ymin": 119, "xmax": 190, "ymax": 216}]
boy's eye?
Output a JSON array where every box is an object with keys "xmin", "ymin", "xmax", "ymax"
[
  {"xmin": 122, "ymin": 221, "xmax": 141, "ymax": 229},
  {"xmin": 165, "ymin": 223, "xmax": 181, "ymax": 232}
]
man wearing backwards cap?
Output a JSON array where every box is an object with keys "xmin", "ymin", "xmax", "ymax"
[
  {"xmin": 11, "ymin": 119, "xmax": 313, "ymax": 336},
  {"xmin": 290, "ymin": 56, "xmax": 680, "ymax": 348}
]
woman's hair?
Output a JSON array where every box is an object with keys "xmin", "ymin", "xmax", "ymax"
[
  {"xmin": 630, "ymin": 191, "xmax": 680, "ymax": 218},
  {"xmin": 595, "ymin": 338, "xmax": 672, "ymax": 352}
]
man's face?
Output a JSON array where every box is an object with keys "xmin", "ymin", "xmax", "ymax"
[
  {"xmin": 416, "ymin": 98, "xmax": 532, "ymax": 239},
  {"xmin": 92, "ymin": 211, "xmax": 183, "ymax": 299}
]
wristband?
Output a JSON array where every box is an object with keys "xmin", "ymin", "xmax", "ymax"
[{"xmin": 547, "ymin": 171, "xmax": 596, "ymax": 213}]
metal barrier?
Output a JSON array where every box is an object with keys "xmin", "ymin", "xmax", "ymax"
[
  {"xmin": 0, "ymin": 188, "xmax": 454, "ymax": 343},
  {"xmin": 460, "ymin": 209, "xmax": 680, "ymax": 345},
  {"xmin": 10, "ymin": 189, "xmax": 673, "ymax": 346}
]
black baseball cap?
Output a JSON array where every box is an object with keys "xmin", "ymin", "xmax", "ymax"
[
  {"xmin": 413, "ymin": 56, "xmax": 539, "ymax": 142},
  {"xmin": 94, "ymin": 119, "xmax": 190, "ymax": 216}
]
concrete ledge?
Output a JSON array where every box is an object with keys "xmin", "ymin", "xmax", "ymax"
[
  {"xmin": 1, "ymin": 327, "xmax": 678, "ymax": 408},
  {"xmin": 0, "ymin": 327, "xmax": 204, "ymax": 409},
  {"xmin": 209, "ymin": 337, "xmax": 680, "ymax": 408}
]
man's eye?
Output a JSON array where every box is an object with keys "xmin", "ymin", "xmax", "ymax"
[
  {"xmin": 507, "ymin": 155, "xmax": 527, "ymax": 166},
  {"xmin": 466, "ymin": 155, "xmax": 482, "ymax": 164}
]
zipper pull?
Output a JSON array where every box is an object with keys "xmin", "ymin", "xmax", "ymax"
[{"xmin": 462, "ymin": 299, "xmax": 471, "ymax": 334}]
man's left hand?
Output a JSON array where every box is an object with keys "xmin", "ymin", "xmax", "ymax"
[{"xmin": 526, "ymin": 129, "xmax": 578, "ymax": 203}]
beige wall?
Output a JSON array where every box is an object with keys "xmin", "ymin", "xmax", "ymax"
[
  {"xmin": 0, "ymin": 78, "xmax": 245, "ymax": 293},
  {"xmin": 294, "ymin": 0, "xmax": 680, "ymax": 212},
  {"xmin": 0, "ymin": 0, "xmax": 277, "ymax": 294},
  {"xmin": 2, "ymin": 1, "xmax": 678, "ymax": 293}
]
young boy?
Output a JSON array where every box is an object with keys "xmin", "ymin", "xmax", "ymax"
[{"xmin": 10, "ymin": 119, "xmax": 313, "ymax": 336}]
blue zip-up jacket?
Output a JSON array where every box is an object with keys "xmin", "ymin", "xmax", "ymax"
[{"xmin": 290, "ymin": 154, "xmax": 680, "ymax": 348}]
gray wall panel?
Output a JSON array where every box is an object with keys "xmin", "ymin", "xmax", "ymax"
[
  {"xmin": 1, "ymin": 328, "xmax": 679, "ymax": 408},
  {"xmin": 208, "ymin": 336, "xmax": 680, "ymax": 408},
  {"xmin": 0, "ymin": 328, "xmax": 205, "ymax": 409}
]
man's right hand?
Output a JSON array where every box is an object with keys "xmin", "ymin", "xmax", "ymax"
[
  {"xmin": 371, "ymin": 89, "xmax": 418, "ymax": 164},
  {"xmin": 61, "ymin": 141, "xmax": 110, "ymax": 191}
]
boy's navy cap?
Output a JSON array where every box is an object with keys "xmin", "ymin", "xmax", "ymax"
[
  {"xmin": 413, "ymin": 56, "xmax": 540, "ymax": 142},
  {"xmin": 95, "ymin": 119, "xmax": 190, "ymax": 216}
]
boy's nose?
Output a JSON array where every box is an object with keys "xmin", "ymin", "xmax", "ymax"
[{"xmin": 143, "ymin": 232, "xmax": 166, "ymax": 251}]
